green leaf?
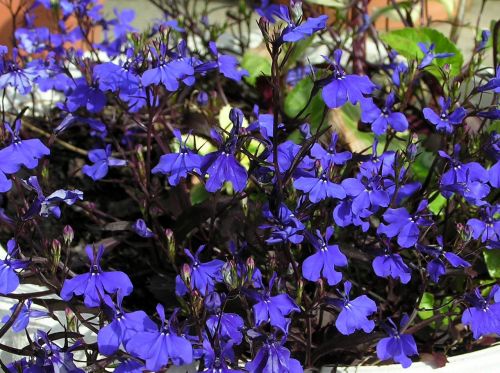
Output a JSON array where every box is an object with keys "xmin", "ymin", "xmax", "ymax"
[
  {"xmin": 284, "ymin": 78, "xmax": 326, "ymax": 131},
  {"xmin": 418, "ymin": 292, "xmax": 435, "ymax": 321},
  {"xmin": 484, "ymin": 249, "xmax": 500, "ymax": 278},
  {"xmin": 190, "ymin": 183, "xmax": 209, "ymax": 205},
  {"xmin": 241, "ymin": 51, "xmax": 271, "ymax": 86},
  {"xmin": 306, "ymin": 0, "xmax": 346, "ymax": 7},
  {"xmin": 380, "ymin": 27, "xmax": 463, "ymax": 77},
  {"xmin": 428, "ymin": 193, "xmax": 447, "ymax": 215},
  {"xmin": 412, "ymin": 150, "xmax": 435, "ymax": 182}
]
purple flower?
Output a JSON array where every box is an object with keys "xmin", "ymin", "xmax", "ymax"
[
  {"xmin": 250, "ymin": 274, "xmax": 300, "ymax": 332},
  {"xmin": 132, "ymin": 219, "xmax": 154, "ymax": 238},
  {"xmin": 372, "ymin": 247, "xmax": 411, "ymax": 284},
  {"xmin": 207, "ymin": 312, "xmax": 245, "ymax": 344},
  {"xmin": 310, "ymin": 132, "xmax": 352, "ymax": 168},
  {"xmin": 417, "ymin": 236, "xmax": 470, "ymax": 282},
  {"xmin": 423, "ymin": 97, "xmax": 466, "ymax": 134},
  {"xmin": 377, "ymin": 315, "xmax": 418, "ymax": 368},
  {"xmin": 294, "ymin": 168, "xmax": 346, "ymax": 203},
  {"xmin": 1, "ymin": 299, "xmax": 48, "ymax": 332},
  {"xmin": 467, "ymin": 205, "xmax": 500, "ymax": 244},
  {"xmin": 142, "ymin": 58, "xmax": 194, "ymax": 91},
  {"xmin": 28, "ymin": 331, "xmax": 84, "ymax": 373},
  {"xmin": 97, "ymin": 293, "xmax": 157, "ymax": 356},
  {"xmin": 66, "ymin": 79, "xmax": 107, "ymax": 113},
  {"xmin": 60, "ymin": 245, "xmax": 133, "ymax": 307},
  {"xmin": 202, "ymin": 109, "xmax": 248, "ymax": 192},
  {"xmin": 438, "ymin": 149, "xmax": 490, "ymax": 205},
  {"xmin": 152, "ymin": 129, "xmax": 203, "ymax": 185},
  {"xmin": 302, "ymin": 228, "xmax": 347, "ymax": 286},
  {"xmin": 360, "ymin": 93, "xmax": 408, "ymax": 135},
  {"xmin": 126, "ymin": 304, "xmax": 193, "ymax": 371},
  {"xmin": 377, "ymin": 200, "xmax": 433, "ymax": 248},
  {"xmin": 245, "ymin": 333, "xmax": 303, "ymax": 373},
  {"xmin": 110, "ymin": 8, "xmax": 136, "ymax": 38},
  {"xmin": 175, "ymin": 245, "xmax": 224, "ymax": 296},
  {"xmin": 22, "ymin": 176, "xmax": 83, "ymax": 220},
  {"xmin": 417, "ymin": 42, "xmax": 454, "ymax": 69},
  {"xmin": 202, "ymin": 339, "xmax": 243, "ymax": 373},
  {"xmin": 0, "ymin": 120, "xmax": 50, "ymax": 180},
  {"xmin": 321, "ymin": 49, "xmax": 376, "ymax": 108},
  {"xmin": 476, "ymin": 30, "xmax": 491, "ymax": 51},
  {"xmin": 477, "ymin": 66, "xmax": 500, "ymax": 93},
  {"xmin": 261, "ymin": 203, "xmax": 305, "ymax": 245},
  {"xmin": 333, "ymin": 195, "xmax": 370, "ymax": 232},
  {"xmin": 329, "ymin": 281, "xmax": 377, "ymax": 335},
  {"xmin": 281, "ymin": 13, "xmax": 328, "ymax": 43},
  {"xmin": 209, "ymin": 42, "xmax": 249, "ymax": 82},
  {"xmin": 462, "ymin": 286, "xmax": 500, "ymax": 339},
  {"xmin": 0, "ymin": 50, "xmax": 39, "ymax": 95},
  {"xmin": 341, "ymin": 175, "xmax": 390, "ymax": 216},
  {"xmin": 82, "ymin": 145, "xmax": 127, "ymax": 181},
  {"xmin": 0, "ymin": 239, "xmax": 28, "ymax": 295}
]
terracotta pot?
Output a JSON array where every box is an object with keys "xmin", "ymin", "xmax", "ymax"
[
  {"xmin": 272, "ymin": 0, "xmax": 460, "ymax": 30},
  {"xmin": 0, "ymin": 0, "xmax": 101, "ymax": 51}
]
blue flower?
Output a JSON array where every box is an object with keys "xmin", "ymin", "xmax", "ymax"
[
  {"xmin": 142, "ymin": 57, "xmax": 194, "ymax": 91},
  {"xmin": 310, "ymin": 132, "xmax": 352, "ymax": 168},
  {"xmin": 202, "ymin": 108, "xmax": 248, "ymax": 192},
  {"xmin": 321, "ymin": 49, "xmax": 376, "ymax": 108},
  {"xmin": 29, "ymin": 331, "xmax": 85, "ymax": 372},
  {"xmin": 423, "ymin": 97, "xmax": 466, "ymax": 134},
  {"xmin": 462, "ymin": 286, "xmax": 500, "ymax": 339},
  {"xmin": 372, "ymin": 247, "xmax": 411, "ymax": 284},
  {"xmin": 467, "ymin": 205, "xmax": 500, "ymax": 245},
  {"xmin": 82, "ymin": 145, "xmax": 127, "ymax": 181},
  {"xmin": 1, "ymin": 299, "xmax": 48, "ymax": 332},
  {"xmin": 202, "ymin": 338, "xmax": 243, "ymax": 373},
  {"xmin": 261, "ymin": 203, "xmax": 305, "ymax": 245},
  {"xmin": 60, "ymin": 245, "xmax": 133, "ymax": 307},
  {"xmin": 0, "ymin": 239, "xmax": 28, "ymax": 295},
  {"xmin": 22, "ymin": 176, "xmax": 83, "ymax": 220},
  {"xmin": 417, "ymin": 42, "xmax": 454, "ymax": 69},
  {"xmin": 294, "ymin": 167, "xmax": 346, "ymax": 203},
  {"xmin": 207, "ymin": 312, "xmax": 245, "ymax": 344},
  {"xmin": 282, "ymin": 13, "xmax": 328, "ymax": 43},
  {"xmin": 245, "ymin": 333, "xmax": 303, "ymax": 373},
  {"xmin": 66, "ymin": 79, "xmax": 107, "ymax": 113},
  {"xmin": 126, "ymin": 304, "xmax": 193, "ymax": 371},
  {"xmin": 152, "ymin": 129, "xmax": 203, "ymax": 185},
  {"xmin": 302, "ymin": 228, "xmax": 347, "ymax": 286},
  {"xmin": 417, "ymin": 236, "xmax": 470, "ymax": 282},
  {"xmin": 360, "ymin": 93, "xmax": 408, "ymax": 135},
  {"xmin": 329, "ymin": 281, "xmax": 377, "ymax": 335},
  {"xmin": 0, "ymin": 120, "xmax": 50, "ymax": 186},
  {"xmin": 476, "ymin": 30, "xmax": 491, "ymax": 51},
  {"xmin": 209, "ymin": 42, "xmax": 249, "ymax": 82},
  {"xmin": 132, "ymin": 219, "xmax": 154, "ymax": 238},
  {"xmin": 175, "ymin": 245, "xmax": 224, "ymax": 296},
  {"xmin": 0, "ymin": 49, "xmax": 39, "ymax": 95},
  {"xmin": 249, "ymin": 273, "xmax": 300, "ymax": 332},
  {"xmin": 97, "ymin": 293, "xmax": 157, "ymax": 356},
  {"xmin": 341, "ymin": 175, "xmax": 390, "ymax": 216},
  {"xmin": 377, "ymin": 200, "xmax": 433, "ymax": 248},
  {"xmin": 477, "ymin": 66, "xmax": 500, "ymax": 93},
  {"xmin": 377, "ymin": 315, "xmax": 418, "ymax": 368}
]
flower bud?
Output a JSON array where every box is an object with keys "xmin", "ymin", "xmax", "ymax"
[
  {"xmin": 181, "ymin": 263, "xmax": 192, "ymax": 287},
  {"xmin": 165, "ymin": 229, "xmax": 176, "ymax": 262},
  {"xmin": 51, "ymin": 239, "xmax": 61, "ymax": 272},
  {"xmin": 246, "ymin": 256, "xmax": 255, "ymax": 283},
  {"xmin": 197, "ymin": 91, "xmax": 209, "ymax": 107},
  {"xmin": 222, "ymin": 261, "xmax": 239, "ymax": 290},
  {"xmin": 63, "ymin": 225, "xmax": 74, "ymax": 245}
]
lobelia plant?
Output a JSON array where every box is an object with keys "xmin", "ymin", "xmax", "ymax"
[{"xmin": 0, "ymin": 0, "xmax": 498, "ymax": 372}]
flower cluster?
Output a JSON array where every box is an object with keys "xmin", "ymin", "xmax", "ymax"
[{"xmin": 0, "ymin": 0, "xmax": 498, "ymax": 372}]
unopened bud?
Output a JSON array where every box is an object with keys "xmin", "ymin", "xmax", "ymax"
[
  {"xmin": 296, "ymin": 279, "xmax": 304, "ymax": 306},
  {"xmin": 291, "ymin": 0, "xmax": 303, "ymax": 21},
  {"xmin": 222, "ymin": 261, "xmax": 238, "ymax": 290},
  {"xmin": 246, "ymin": 256, "xmax": 255, "ymax": 283},
  {"xmin": 165, "ymin": 229, "xmax": 176, "ymax": 262},
  {"xmin": 63, "ymin": 225, "xmax": 74, "ymax": 245},
  {"xmin": 181, "ymin": 263, "xmax": 192, "ymax": 287}
]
